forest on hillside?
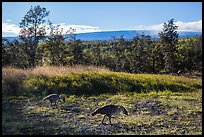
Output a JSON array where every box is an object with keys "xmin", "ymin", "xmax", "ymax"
[{"xmin": 2, "ymin": 5, "xmax": 202, "ymax": 75}]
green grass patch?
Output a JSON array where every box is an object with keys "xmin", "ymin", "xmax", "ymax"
[
  {"xmin": 2, "ymin": 89, "xmax": 202, "ymax": 135},
  {"xmin": 8, "ymin": 72, "xmax": 201, "ymax": 97}
]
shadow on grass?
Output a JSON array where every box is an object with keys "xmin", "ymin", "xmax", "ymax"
[{"xmin": 2, "ymin": 97, "xmax": 79, "ymax": 135}]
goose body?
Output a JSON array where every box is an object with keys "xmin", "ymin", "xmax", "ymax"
[
  {"xmin": 43, "ymin": 94, "xmax": 65, "ymax": 107},
  {"xmin": 92, "ymin": 104, "xmax": 128, "ymax": 125}
]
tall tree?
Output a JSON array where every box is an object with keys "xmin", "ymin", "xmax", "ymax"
[
  {"xmin": 19, "ymin": 5, "xmax": 50, "ymax": 68},
  {"xmin": 158, "ymin": 19, "xmax": 179, "ymax": 73}
]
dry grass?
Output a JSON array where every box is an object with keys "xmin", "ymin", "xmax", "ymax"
[
  {"xmin": 2, "ymin": 65, "xmax": 110, "ymax": 97},
  {"xmin": 2, "ymin": 65, "xmax": 110, "ymax": 79},
  {"xmin": 30, "ymin": 65, "xmax": 110, "ymax": 76}
]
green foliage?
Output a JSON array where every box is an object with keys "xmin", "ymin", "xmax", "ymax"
[
  {"xmin": 19, "ymin": 72, "xmax": 202, "ymax": 97},
  {"xmin": 2, "ymin": 40, "xmax": 29, "ymax": 68},
  {"xmin": 158, "ymin": 18, "xmax": 179, "ymax": 72},
  {"xmin": 176, "ymin": 37, "xmax": 202, "ymax": 72},
  {"xmin": 3, "ymin": 34, "xmax": 201, "ymax": 74},
  {"xmin": 35, "ymin": 21, "xmax": 77, "ymax": 66},
  {"xmin": 19, "ymin": 5, "xmax": 50, "ymax": 68}
]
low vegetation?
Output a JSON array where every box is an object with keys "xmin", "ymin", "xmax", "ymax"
[
  {"xmin": 2, "ymin": 65, "xmax": 110, "ymax": 96},
  {"xmin": 2, "ymin": 66, "xmax": 202, "ymax": 135},
  {"xmin": 2, "ymin": 66, "xmax": 201, "ymax": 97},
  {"xmin": 2, "ymin": 89, "xmax": 202, "ymax": 135}
]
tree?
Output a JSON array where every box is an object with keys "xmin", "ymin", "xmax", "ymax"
[
  {"xmin": 129, "ymin": 34, "xmax": 153, "ymax": 73},
  {"xmin": 158, "ymin": 19, "xmax": 179, "ymax": 73},
  {"xmin": 45, "ymin": 21, "xmax": 65, "ymax": 66},
  {"xmin": 2, "ymin": 39, "xmax": 29, "ymax": 68},
  {"xmin": 19, "ymin": 5, "xmax": 50, "ymax": 68},
  {"xmin": 150, "ymin": 40, "xmax": 165, "ymax": 73}
]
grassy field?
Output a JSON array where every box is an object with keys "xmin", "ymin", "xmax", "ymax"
[{"xmin": 2, "ymin": 66, "xmax": 202, "ymax": 135}]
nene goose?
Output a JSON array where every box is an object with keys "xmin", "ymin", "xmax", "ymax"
[
  {"xmin": 91, "ymin": 104, "xmax": 128, "ymax": 125},
  {"xmin": 43, "ymin": 94, "xmax": 65, "ymax": 107}
]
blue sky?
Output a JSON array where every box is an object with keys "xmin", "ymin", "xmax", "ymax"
[{"xmin": 2, "ymin": 2, "xmax": 202, "ymax": 37}]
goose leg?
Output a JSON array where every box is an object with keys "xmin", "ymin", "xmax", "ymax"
[
  {"xmin": 50, "ymin": 101, "xmax": 53, "ymax": 107},
  {"xmin": 102, "ymin": 115, "xmax": 106, "ymax": 124},
  {"xmin": 109, "ymin": 116, "xmax": 112, "ymax": 125}
]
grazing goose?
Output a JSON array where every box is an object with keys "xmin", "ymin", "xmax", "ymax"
[
  {"xmin": 43, "ymin": 94, "xmax": 65, "ymax": 107},
  {"xmin": 92, "ymin": 104, "xmax": 128, "ymax": 125}
]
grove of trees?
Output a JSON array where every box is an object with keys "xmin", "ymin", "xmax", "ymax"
[{"xmin": 2, "ymin": 5, "xmax": 202, "ymax": 75}]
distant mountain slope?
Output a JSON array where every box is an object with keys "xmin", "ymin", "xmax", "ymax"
[
  {"xmin": 75, "ymin": 30, "xmax": 202, "ymax": 40},
  {"xmin": 75, "ymin": 30, "xmax": 155, "ymax": 41},
  {"xmin": 3, "ymin": 30, "xmax": 202, "ymax": 42}
]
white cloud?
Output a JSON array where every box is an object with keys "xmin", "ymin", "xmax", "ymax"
[
  {"xmin": 2, "ymin": 20, "xmax": 201, "ymax": 37},
  {"xmin": 176, "ymin": 20, "xmax": 202, "ymax": 32},
  {"xmin": 2, "ymin": 22, "xmax": 101, "ymax": 37},
  {"xmin": 134, "ymin": 20, "xmax": 202, "ymax": 32},
  {"xmin": 57, "ymin": 23, "xmax": 101, "ymax": 34},
  {"xmin": 2, "ymin": 22, "xmax": 21, "ymax": 36},
  {"xmin": 45, "ymin": 23, "xmax": 101, "ymax": 35}
]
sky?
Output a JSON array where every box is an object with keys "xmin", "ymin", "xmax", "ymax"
[{"xmin": 2, "ymin": 2, "xmax": 202, "ymax": 37}]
